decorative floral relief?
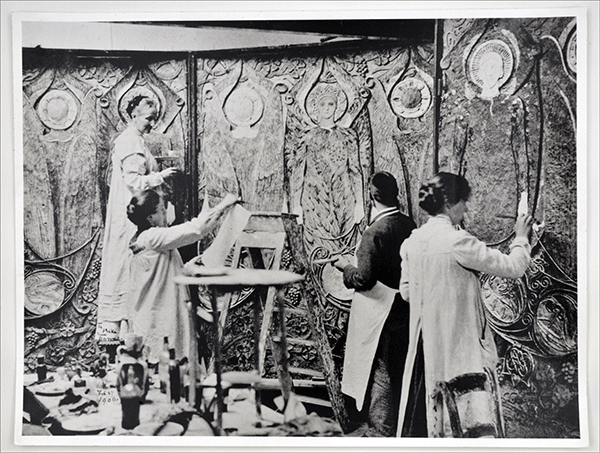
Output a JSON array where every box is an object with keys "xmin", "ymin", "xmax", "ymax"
[
  {"xmin": 444, "ymin": 19, "xmax": 477, "ymax": 56},
  {"xmin": 253, "ymin": 57, "xmax": 310, "ymax": 82},
  {"xmin": 220, "ymin": 62, "xmax": 268, "ymax": 139},
  {"xmin": 36, "ymin": 89, "xmax": 80, "ymax": 131},
  {"xmin": 75, "ymin": 61, "xmax": 130, "ymax": 93},
  {"xmin": 24, "ymin": 264, "xmax": 76, "ymax": 320},
  {"xmin": 482, "ymin": 240, "xmax": 577, "ymax": 359},
  {"xmin": 499, "ymin": 346, "xmax": 579, "ymax": 438},
  {"xmin": 24, "ymin": 234, "xmax": 102, "ymax": 372},
  {"xmin": 389, "ymin": 76, "xmax": 432, "ymax": 119}
]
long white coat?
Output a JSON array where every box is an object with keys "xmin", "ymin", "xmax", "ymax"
[
  {"xmin": 396, "ymin": 215, "xmax": 531, "ymax": 437},
  {"xmin": 127, "ymin": 213, "xmax": 216, "ymax": 363},
  {"xmin": 97, "ymin": 127, "xmax": 164, "ymax": 324}
]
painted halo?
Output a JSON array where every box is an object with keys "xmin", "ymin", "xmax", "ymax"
[
  {"xmin": 36, "ymin": 89, "xmax": 79, "ymax": 130},
  {"xmin": 565, "ymin": 29, "xmax": 577, "ymax": 74},
  {"xmin": 224, "ymin": 86, "xmax": 264, "ymax": 128},
  {"xmin": 468, "ymin": 39, "xmax": 514, "ymax": 99},
  {"xmin": 390, "ymin": 77, "xmax": 432, "ymax": 119},
  {"xmin": 118, "ymin": 86, "xmax": 162, "ymax": 124}
]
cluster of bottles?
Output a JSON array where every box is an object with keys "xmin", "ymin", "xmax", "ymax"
[{"xmin": 113, "ymin": 334, "xmax": 191, "ymax": 430}]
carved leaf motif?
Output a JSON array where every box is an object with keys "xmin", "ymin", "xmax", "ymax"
[
  {"xmin": 60, "ymin": 92, "xmax": 100, "ymax": 275},
  {"xmin": 23, "ymin": 93, "xmax": 56, "ymax": 258},
  {"xmin": 75, "ymin": 61, "xmax": 130, "ymax": 92}
]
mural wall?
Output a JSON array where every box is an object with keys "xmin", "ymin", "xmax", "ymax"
[
  {"xmin": 195, "ymin": 44, "xmax": 435, "ymax": 380},
  {"xmin": 22, "ymin": 51, "xmax": 189, "ymax": 372},
  {"xmin": 21, "ymin": 17, "xmax": 579, "ymax": 438},
  {"xmin": 438, "ymin": 17, "xmax": 578, "ymax": 437}
]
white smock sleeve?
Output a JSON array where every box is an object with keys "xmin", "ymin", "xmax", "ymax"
[
  {"xmin": 135, "ymin": 210, "xmax": 217, "ymax": 252},
  {"xmin": 121, "ymin": 153, "xmax": 164, "ymax": 192},
  {"xmin": 115, "ymin": 130, "xmax": 164, "ymax": 192},
  {"xmin": 452, "ymin": 231, "xmax": 532, "ymax": 278}
]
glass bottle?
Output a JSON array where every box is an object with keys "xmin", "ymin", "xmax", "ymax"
[
  {"xmin": 36, "ymin": 355, "xmax": 47, "ymax": 382},
  {"xmin": 168, "ymin": 348, "xmax": 181, "ymax": 404},
  {"xmin": 158, "ymin": 336, "xmax": 170, "ymax": 395},
  {"xmin": 119, "ymin": 366, "xmax": 141, "ymax": 430}
]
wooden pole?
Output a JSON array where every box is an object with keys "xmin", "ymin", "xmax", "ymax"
[
  {"xmin": 186, "ymin": 52, "xmax": 199, "ymax": 218},
  {"xmin": 253, "ymin": 290, "xmax": 263, "ymax": 417},
  {"xmin": 209, "ymin": 287, "xmax": 223, "ymax": 435},
  {"xmin": 432, "ymin": 18, "xmax": 444, "ymax": 175},
  {"xmin": 275, "ymin": 287, "xmax": 293, "ymax": 406},
  {"xmin": 188, "ymin": 286, "xmax": 198, "ymax": 411}
]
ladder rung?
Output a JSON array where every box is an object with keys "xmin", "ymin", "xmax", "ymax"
[
  {"xmin": 271, "ymin": 336, "xmax": 316, "ymax": 347},
  {"xmin": 295, "ymin": 394, "xmax": 332, "ymax": 408},
  {"xmin": 288, "ymin": 366, "xmax": 325, "ymax": 378},
  {"xmin": 256, "ymin": 378, "xmax": 327, "ymax": 389}
]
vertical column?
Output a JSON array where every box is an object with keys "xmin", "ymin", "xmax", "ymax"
[
  {"xmin": 253, "ymin": 291, "xmax": 262, "ymax": 417},
  {"xmin": 432, "ymin": 19, "xmax": 445, "ymax": 175},
  {"xmin": 186, "ymin": 53, "xmax": 199, "ymax": 218}
]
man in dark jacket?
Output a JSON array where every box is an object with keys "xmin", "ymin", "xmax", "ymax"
[{"xmin": 334, "ymin": 171, "xmax": 416, "ymax": 437}]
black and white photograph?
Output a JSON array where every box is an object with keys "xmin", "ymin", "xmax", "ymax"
[{"xmin": 1, "ymin": 1, "xmax": 598, "ymax": 451}]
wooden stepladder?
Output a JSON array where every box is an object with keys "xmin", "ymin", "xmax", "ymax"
[
  {"xmin": 216, "ymin": 213, "xmax": 348, "ymax": 429},
  {"xmin": 218, "ymin": 213, "xmax": 292, "ymax": 412}
]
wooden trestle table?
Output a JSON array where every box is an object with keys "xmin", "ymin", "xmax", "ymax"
[{"xmin": 174, "ymin": 268, "xmax": 304, "ymax": 435}]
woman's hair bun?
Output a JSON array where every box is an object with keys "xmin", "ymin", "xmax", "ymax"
[
  {"xmin": 418, "ymin": 172, "xmax": 471, "ymax": 216},
  {"xmin": 126, "ymin": 190, "xmax": 161, "ymax": 230},
  {"xmin": 126, "ymin": 198, "xmax": 137, "ymax": 217},
  {"xmin": 418, "ymin": 182, "xmax": 443, "ymax": 215}
]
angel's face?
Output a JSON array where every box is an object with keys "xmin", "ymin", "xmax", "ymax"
[{"xmin": 317, "ymin": 95, "xmax": 337, "ymax": 122}]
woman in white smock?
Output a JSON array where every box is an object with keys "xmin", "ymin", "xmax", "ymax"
[
  {"xmin": 126, "ymin": 190, "xmax": 239, "ymax": 364},
  {"xmin": 397, "ymin": 172, "xmax": 533, "ymax": 437}
]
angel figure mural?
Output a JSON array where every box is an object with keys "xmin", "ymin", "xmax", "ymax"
[{"xmin": 290, "ymin": 83, "xmax": 365, "ymax": 257}]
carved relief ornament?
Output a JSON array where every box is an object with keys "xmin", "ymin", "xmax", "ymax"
[
  {"xmin": 36, "ymin": 89, "xmax": 79, "ymax": 131},
  {"xmin": 389, "ymin": 76, "xmax": 432, "ymax": 119}
]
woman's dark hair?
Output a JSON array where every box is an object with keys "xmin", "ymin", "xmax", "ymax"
[
  {"xmin": 418, "ymin": 172, "xmax": 471, "ymax": 215},
  {"xmin": 370, "ymin": 171, "xmax": 399, "ymax": 207},
  {"xmin": 126, "ymin": 95, "xmax": 154, "ymax": 119},
  {"xmin": 127, "ymin": 189, "xmax": 162, "ymax": 231}
]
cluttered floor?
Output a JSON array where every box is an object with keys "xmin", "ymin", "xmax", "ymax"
[{"xmin": 22, "ymin": 366, "xmax": 346, "ymax": 437}]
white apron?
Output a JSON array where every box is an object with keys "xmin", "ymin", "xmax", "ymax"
[
  {"xmin": 341, "ymin": 207, "xmax": 400, "ymax": 411},
  {"xmin": 342, "ymin": 281, "xmax": 397, "ymax": 410}
]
